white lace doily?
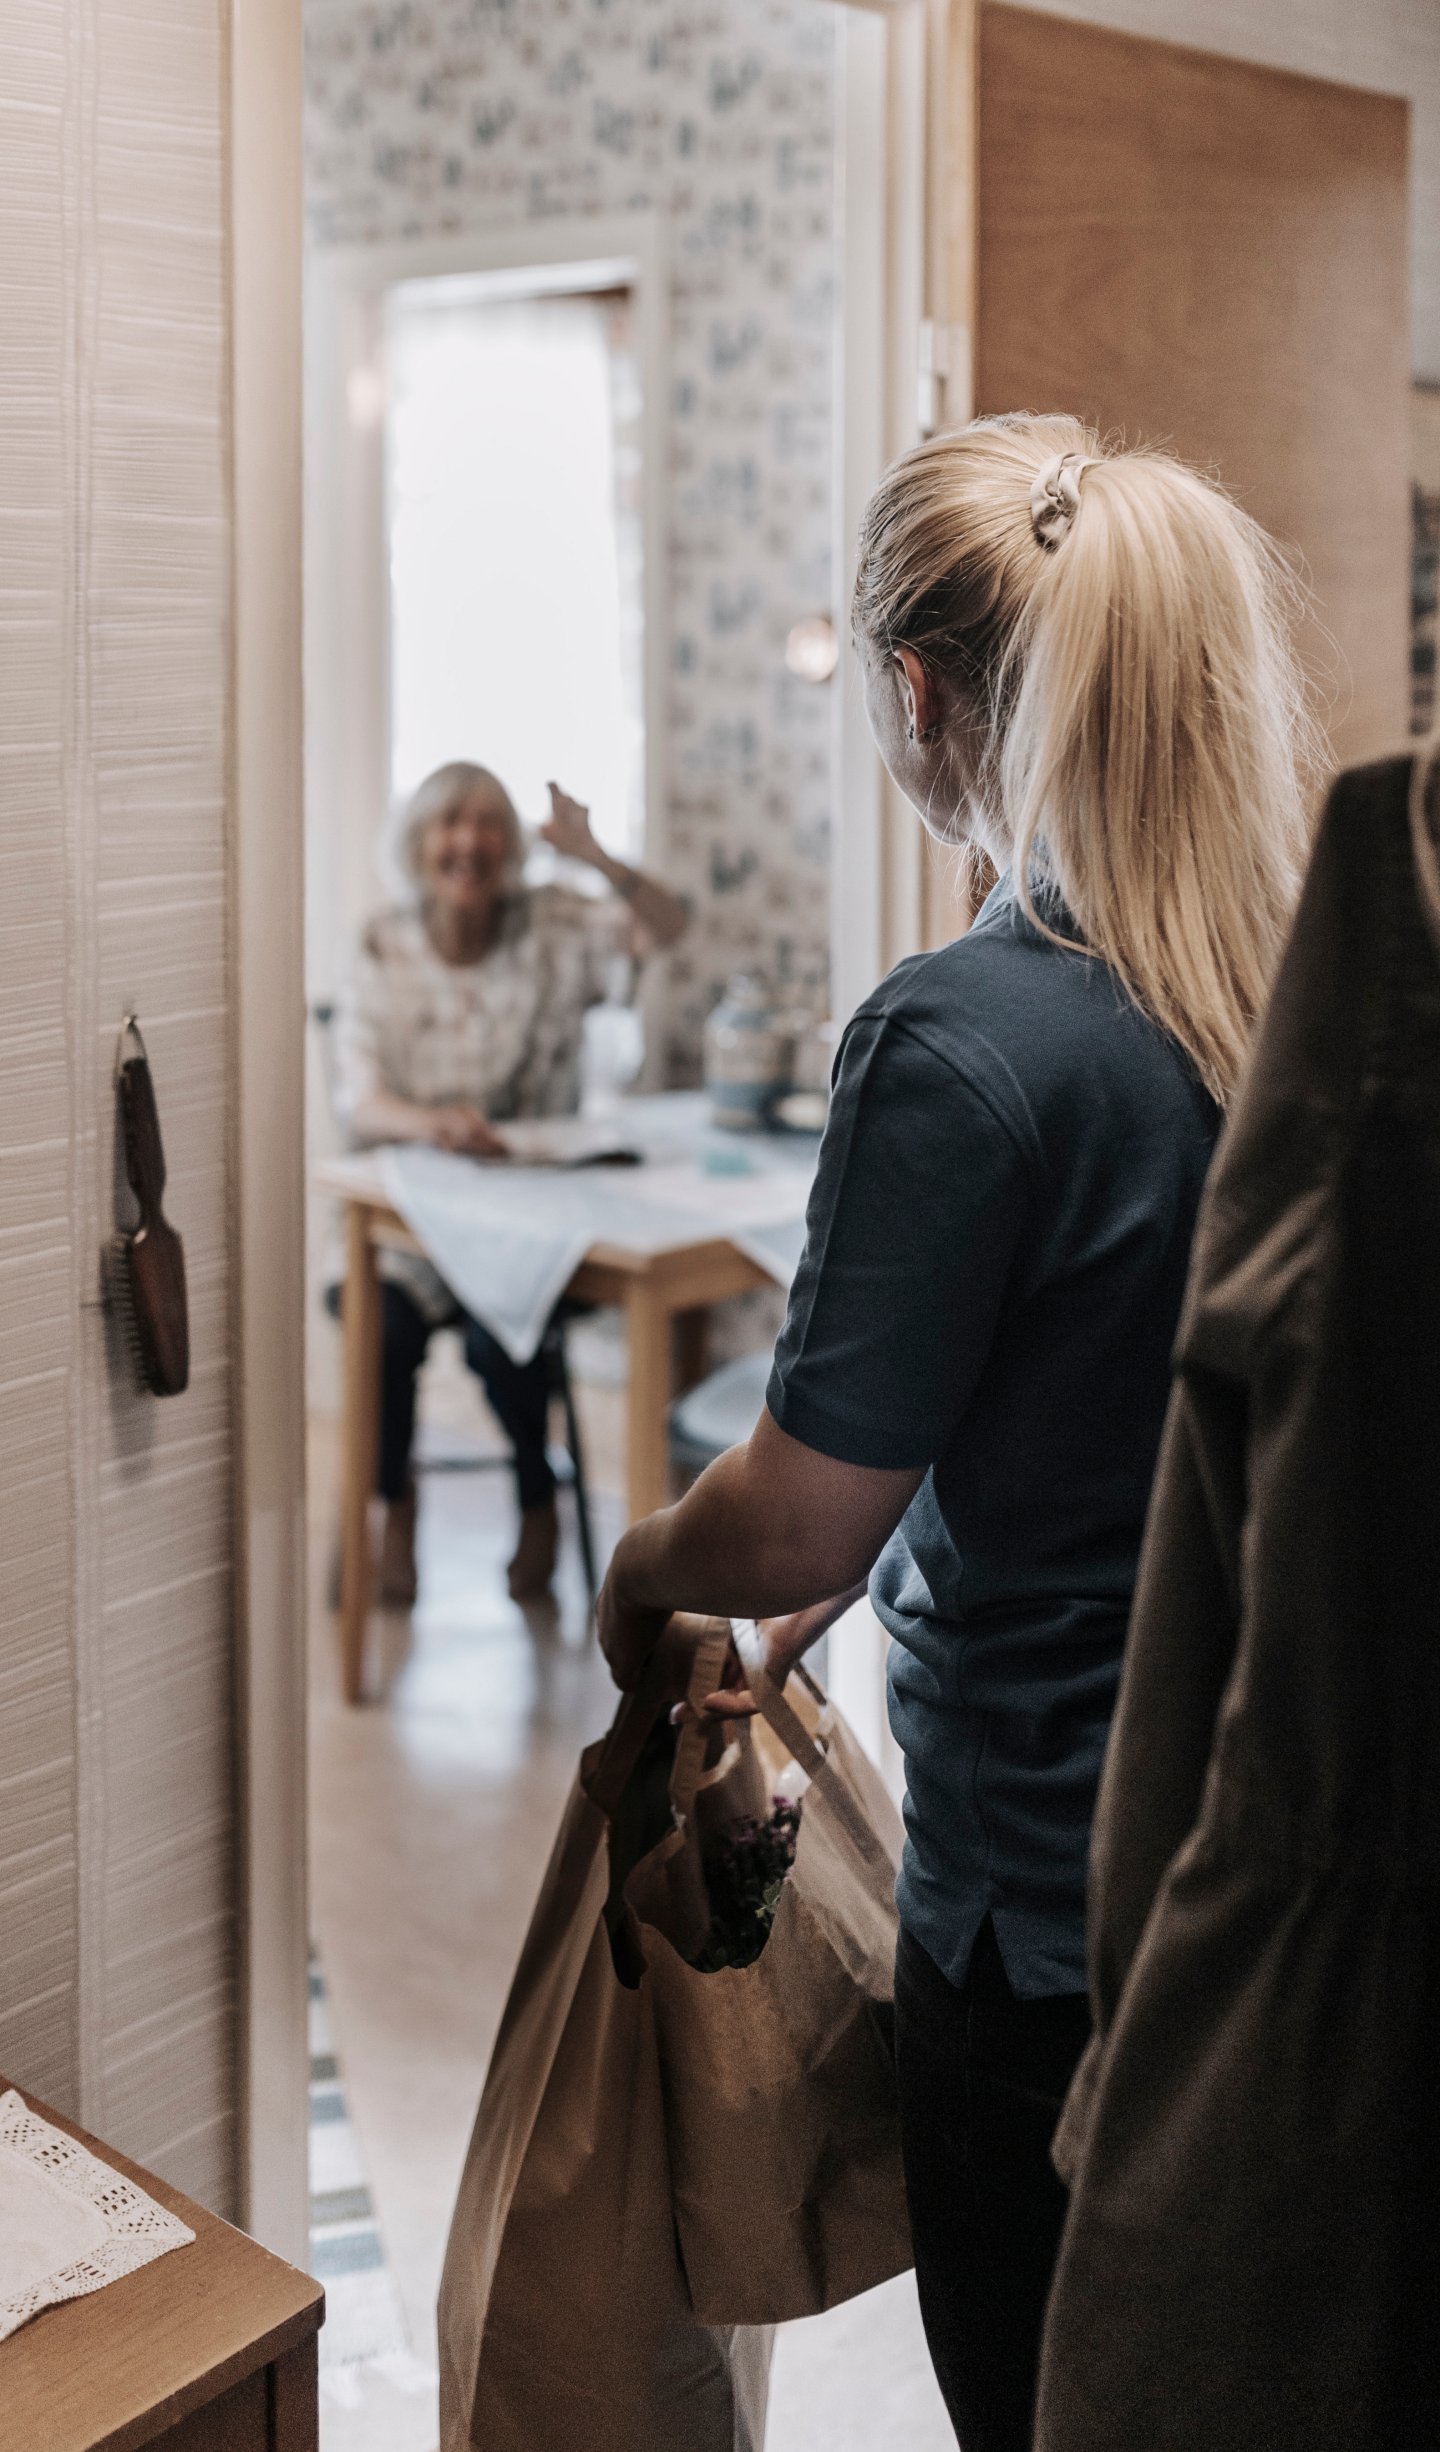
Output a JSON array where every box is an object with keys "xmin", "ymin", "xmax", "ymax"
[{"xmin": 0, "ymin": 2088, "xmax": 195, "ymax": 2343}]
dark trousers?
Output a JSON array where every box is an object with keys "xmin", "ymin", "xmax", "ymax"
[
  {"xmin": 894, "ymin": 1917, "xmax": 1091, "ymax": 2452},
  {"xmin": 330, "ymin": 1280, "xmax": 556, "ymax": 1511}
]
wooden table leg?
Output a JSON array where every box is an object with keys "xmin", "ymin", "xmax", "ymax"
[
  {"xmin": 623, "ymin": 1279, "xmax": 673, "ymax": 1521},
  {"xmin": 673, "ymin": 1305, "xmax": 709, "ymax": 1396},
  {"xmin": 268, "ymin": 2333, "xmax": 318, "ymax": 2449},
  {"xmin": 339, "ymin": 1202, "xmax": 380, "ymax": 1704}
]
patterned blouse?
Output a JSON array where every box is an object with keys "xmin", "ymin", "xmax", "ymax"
[
  {"xmin": 330, "ymin": 884, "xmax": 629, "ymax": 1322},
  {"xmin": 332, "ymin": 884, "xmax": 629, "ymax": 1132}
]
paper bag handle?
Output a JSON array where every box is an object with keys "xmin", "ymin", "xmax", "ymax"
[
  {"xmin": 586, "ymin": 1644, "xmax": 674, "ymax": 1818},
  {"xmin": 586, "ymin": 1615, "xmax": 732, "ymax": 1820},
  {"xmin": 588, "ymin": 1618, "xmax": 890, "ymax": 1881},
  {"xmin": 744, "ymin": 1654, "xmax": 894, "ymax": 1882},
  {"xmin": 667, "ymin": 1619, "xmax": 737, "ymax": 1819}
]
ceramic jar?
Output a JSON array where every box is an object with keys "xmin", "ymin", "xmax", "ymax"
[{"xmin": 703, "ymin": 976, "xmax": 794, "ymax": 1130}]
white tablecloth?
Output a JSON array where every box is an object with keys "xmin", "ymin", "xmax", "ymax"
[{"xmin": 370, "ymin": 1096, "xmax": 818, "ymax": 1362}]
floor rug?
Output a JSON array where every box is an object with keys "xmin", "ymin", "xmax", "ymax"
[{"xmin": 308, "ymin": 1952, "xmax": 438, "ymax": 2412}]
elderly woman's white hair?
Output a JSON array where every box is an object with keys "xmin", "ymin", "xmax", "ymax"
[{"xmin": 379, "ymin": 761, "xmax": 527, "ymax": 901}]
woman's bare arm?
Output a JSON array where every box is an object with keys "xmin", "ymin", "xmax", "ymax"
[
  {"xmin": 540, "ymin": 783, "xmax": 689, "ymax": 948},
  {"xmin": 597, "ymin": 1406, "xmax": 922, "ymax": 1689}
]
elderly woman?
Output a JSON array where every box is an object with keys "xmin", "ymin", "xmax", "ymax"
[{"xmin": 332, "ymin": 761, "xmax": 687, "ymax": 1602}]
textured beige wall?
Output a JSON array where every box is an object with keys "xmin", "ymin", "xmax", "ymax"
[{"xmin": 0, "ymin": 0, "xmax": 238, "ymax": 2215}]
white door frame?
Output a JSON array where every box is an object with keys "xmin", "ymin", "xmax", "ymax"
[
  {"xmin": 832, "ymin": 0, "xmax": 925, "ymax": 1029},
  {"xmin": 830, "ymin": 0, "xmax": 976, "ymax": 1024},
  {"xmin": 825, "ymin": 0, "xmax": 975, "ymax": 1791},
  {"xmin": 304, "ymin": 214, "xmax": 671, "ymax": 1010},
  {"xmin": 230, "ymin": 0, "xmax": 309, "ymax": 2261}
]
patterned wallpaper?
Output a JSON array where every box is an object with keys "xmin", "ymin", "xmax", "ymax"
[{"xmin": 304, "ymin": 0, "xmax": 839, "ymax": 1070}]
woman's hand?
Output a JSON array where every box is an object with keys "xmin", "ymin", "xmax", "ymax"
[
  {"xmin": 541, "ymin": 780, "xmax": 690, "ymax": 948},
  {"xmin": 539, "ymin": 783, "xmax": 602, "ymax": 867},
  {"xmin": 685, "ymin": 1593, "xmax": 864, "ymax": 1722},
  {"xmin": 425, "ymin": 1103, "xmax": 510, "ymax": 1159}
]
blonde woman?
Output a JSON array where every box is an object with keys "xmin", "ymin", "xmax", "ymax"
[
  {"xmin": 598, "ymin": 416, "xmax": 1312, "ymax": 2448},
  {"xmin": 332, "ymin": 762, "xmax": 686, "ymax": 1601}
]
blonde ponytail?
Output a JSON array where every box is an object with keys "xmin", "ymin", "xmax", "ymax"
[{"xmin": 854, "ymin": 414, "xmax": 1319, "ymax": 1103}]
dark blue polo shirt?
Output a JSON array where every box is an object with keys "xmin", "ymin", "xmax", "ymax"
[{"xmin": 767, "ymin": 877, "xmax": 1220, "ymax": 1997}]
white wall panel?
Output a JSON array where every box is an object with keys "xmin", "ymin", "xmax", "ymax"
[
  {"xmin": 0, "ymin": 0, "xmax": 239, "ymax": 2216},
  {"xmin": 0, "ymin": 0, "xmax": 79, "ymax": 2121}
]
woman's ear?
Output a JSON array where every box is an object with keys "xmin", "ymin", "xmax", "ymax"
[{"xmin": 892, "ymin": 645, "xmax": 938, "ymax": 742}]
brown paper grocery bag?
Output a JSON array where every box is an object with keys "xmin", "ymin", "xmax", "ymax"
[
  {"xmin": 622, "ymin": 1634, "xmax": 913, "ymax": 2327},
  {"xmin": 438, "ymin": 1628, "xmax": 772, "ymax": 2452},
  {"xmin": 439, "ymin": 1618, "xmax": 912, "ymax": 2444}
]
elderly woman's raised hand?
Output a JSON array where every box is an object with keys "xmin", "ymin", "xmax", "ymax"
[
  {"xmin": 539, "ymin": 782, "xmax": 601, "ymax": 866},
  {"xmin": 538, "ymin": 776, "xmax": 690, "ymax": 950}
]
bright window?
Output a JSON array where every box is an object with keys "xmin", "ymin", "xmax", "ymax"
[{"xmin": 386, "ymin": 280, "xmax": 642, "ymax": 858}]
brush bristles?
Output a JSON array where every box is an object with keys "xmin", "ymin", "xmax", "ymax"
[{"xmin": 106, "ymin": 1235, "xmax": 155, "ymax": 1392}]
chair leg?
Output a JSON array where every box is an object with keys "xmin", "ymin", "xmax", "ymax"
[{"xmin": 555, "ymin": 1344, "xmax": 599, "ymax": 1605}]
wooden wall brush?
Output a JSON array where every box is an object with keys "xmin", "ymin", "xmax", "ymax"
[{"xmin": 109, "ymin": 1016, "xmax": 190, "ymax": 1397}]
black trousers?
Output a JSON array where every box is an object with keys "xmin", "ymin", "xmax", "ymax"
[
  {"xmin": 329, "ymin": 1280, "xmax": 556, "ymax": 1511},
  {"xmin": 894, "ymin": 1917, "xmax": 1091, "ymax": 2452}
]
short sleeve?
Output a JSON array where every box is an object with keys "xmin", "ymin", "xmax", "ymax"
[{"xmin": 766, "ymin": 1009, "xmax": 1033, "ymax": 1469}]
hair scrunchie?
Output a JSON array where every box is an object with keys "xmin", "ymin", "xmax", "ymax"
[{"xmin": 1029, "ymin": 450, "xmax": 1099, "ymax": 549}]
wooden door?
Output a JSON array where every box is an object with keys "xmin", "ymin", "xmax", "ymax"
[{"xmin": 975, "ymin": 5, "xmax": 1411, "ymax": 766}]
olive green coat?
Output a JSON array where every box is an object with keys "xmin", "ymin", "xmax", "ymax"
[{"xmin": 1037, "ymin": 752, "xmax": 1440, "ymax": 2452}]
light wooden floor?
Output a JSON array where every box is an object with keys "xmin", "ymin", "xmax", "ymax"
[{"xmin": 307, "ymin": 1361, "xmax": 951, "ymax": 2452}]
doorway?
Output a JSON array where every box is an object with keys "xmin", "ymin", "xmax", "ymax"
[
  {"xmin": 298, "ymin": 159, "xmax": 949, "ymax": 2436},
  {"xmin": 241, "ymin": 2, "xmax": 1414, "ymax": 2443},
  {"xmin": 301, "ymin": 230, "xmax": 666, "ymax": 2445}
]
